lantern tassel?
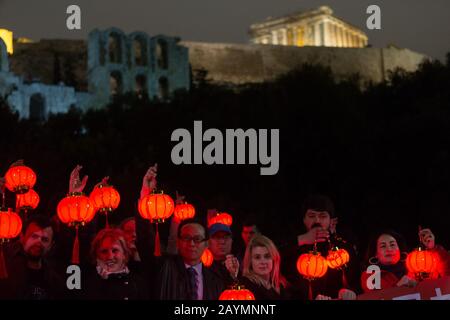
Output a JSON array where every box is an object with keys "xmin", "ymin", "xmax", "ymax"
[
  {"xmin": 0, "ymin": 245, "xmax": 8, "ymax": 279},
  {"xmin": 71, "ymin": 226, "xmax": 80, "ymax": 265},
  {"xmin": 105, "ymin": 214, "xmax": 109, "ymax": 229},
  {"xmin": 308, "ymin": 281, "xmax": 313, "ymax": 300},
  {"xmin": 154, "ymin": 222, "xmax": 161, "ymax": 257}
]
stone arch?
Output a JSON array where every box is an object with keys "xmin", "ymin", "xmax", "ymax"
[
  {"xmin": 130, "ymin": 33, "xmax": 148, "ymax": 66},
  {"xmin": 135, "ymin": 74, "xmax": 147, "ymax": 94},
  {"xmin": 156, "ymin": 39, "xmax": 169, "ymax": 69},
  {"xmin": 29, "ymin": 93, "xmax": 46, "ymax": 121},
  {"xmin": 108, "ymin": 32, "xmax": 122, "ymax": 63},
  {"xmin": 110, "ymin": 70, "xmax": 123, "ymax": 95},
  {"xmin": 158, "ymin": 77, "xmax": 169, "ymax": 100}
]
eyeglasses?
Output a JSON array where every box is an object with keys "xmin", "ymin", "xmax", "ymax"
[{"xmin": 179, "ymin": 235, "xmax": 207, "ymax": 244}]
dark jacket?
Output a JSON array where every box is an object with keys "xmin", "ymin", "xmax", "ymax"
[
  {"xmin": 240, "ymin": 276, "xmax": 291, "ymax": 300},
  {"xmin": 0, "ymin": 242, "xmax": 66, "ymax": 300},
  {"xmin": 281, "ymin": 235, "xmax": 361, "ymax": 299},
  {"xmin": 209, "ymin": 259, "xmax": 236, "ymax": 288},
  {"xmin": 82, "ymin": 267, "xmax": 149, "ymax": 300},
  {"xmin": 155, "ymin": 255, "xmax": 224, "ymax": 300}
]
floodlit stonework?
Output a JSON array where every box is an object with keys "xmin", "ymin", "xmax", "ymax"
[
  {"xmin": 0, "ymin": 28, "xmax": 190, "ymax": 119},
  {"xmin": 249, "ymin": 6, "xmax": 368, "ymax": 48}
]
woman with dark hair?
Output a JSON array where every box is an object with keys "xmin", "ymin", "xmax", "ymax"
[
  {"xmin": 360, "ymin": 230, "xmax": 416, "ymax": 293},
  {"xmin": 84, "ymin": 228, "xmax": 148, "ymax": 300}
]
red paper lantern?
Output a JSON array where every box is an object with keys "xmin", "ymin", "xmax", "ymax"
[
  {"xmin": 57, "ymin": 193, "xmax": 96, "ymax": 265},
  {"xmin": 219, "ymin": 285, "xmax": 255, "ymax": 300},
  {"xmin": 406, "ymin": 247, "xmax": 437, "ymax": 279},
  {"xmin": 326, "ymin": 248, "xmax": 350, "ymax": 269},
  {"xmin": 89, "ymin": 183, "xmax": 120, "ymax": 213},
  {"xmin": 201, "ymin": 248, "xmax": 214, "ymax": 267},
  {"xmin": 297, "ymin": 252, "xmax": 328, "ymax": 280},
  {"xmin": 174, "ymin": 203, "xmax": 195, "ymax": 221},
  {"xmin": 5, "ymin": 165, "xmax": 36, "ymax": 194},
  {"xmin": 0, "ymin": 208, "xmax": 22, "ymax": 279},
  {"xmin": 208, "ymin": 212, "xmax": 232, "ymax": 227},
  {"xmin": 138, "ymin": 192, "xmax": 174, "ymax": 257},
  {"xmin": 57, "ymin": 193, "xmax": 96, "ymax": 226},
  {"xmin": 0, "ymin": 208, "xmax": 22, "ymax": 240},
  {"xmin": 138, "ymin": 192, "xmax": 174, "ymax": 223},
  {"xmin": 16, "ymin": 189, "xmax": 40, "ymax": 211}
]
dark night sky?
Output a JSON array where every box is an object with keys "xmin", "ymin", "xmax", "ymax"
[{"xmin": 0, "ymin": 0, "xmax": 449, "ymax": 61}]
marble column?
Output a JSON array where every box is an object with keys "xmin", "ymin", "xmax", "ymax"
[
  {"xmin": 271, "ymin": 30, "xmax": 278, "ymax": 45},
  {"xmin": 282, "ymin": 28, "xmax": 288, "ymax": 45},
  {"xmin": 314, "ymin": 23, "xmax": 321, "ymax": 46}
]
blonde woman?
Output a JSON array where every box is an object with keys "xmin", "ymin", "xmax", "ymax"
[{"xmin": 241, "ymin": 234, "xmax": 290, "ymax": 300}]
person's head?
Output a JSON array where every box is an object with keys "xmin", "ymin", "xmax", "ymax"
[
  {"xmin": 91, "ymin": 228, "xmax": 130, "ymax": 273},
  {"xmin": 119, "ymin": 217, "xmax": 137, "ymax": 253},
  {"xmin": 208, "ymin": 223, "xmax": 233, "ymax": 261},
  {"xmin": 177, "ymin": 219, "xmax": 208, "ymax": 266},
  {"xmin": 243, "ymin": 234, "xmax": 284, "ymax": 292},
  {"xmin": 241, "ymin": 218, "xmax": 259, "ymax": 247},
  {"xmin": 419, "ymin": 228, "xmax": 435, "ymax": 250},
  {"xmin": 20, "ymin": 215, "xmax": 55, "ymax": 261},
  {"xmin": 301, "ymin": 194, "xmax": 335, "ymax": 231},
  {"xmin": 366, "ymin": 230, "xmax": 407, "ymax": 266}
]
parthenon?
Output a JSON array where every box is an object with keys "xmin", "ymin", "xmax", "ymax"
[{"xmin": 249, "ymin": 6, "xmax": 368, "ymax": 48}]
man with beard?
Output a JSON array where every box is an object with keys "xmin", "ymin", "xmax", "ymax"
[
  {"xmin": 281, "ymin": 194, "xmax": 361, "ymax": 300},
  {"xmin": 0, "ymin": 214, "xmax": 65, "ymax": 299}
]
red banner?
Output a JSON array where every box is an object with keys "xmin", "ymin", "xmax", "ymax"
[{"xmin": 358, "ymin": 276, "xmax": 450, "ymax": 300}]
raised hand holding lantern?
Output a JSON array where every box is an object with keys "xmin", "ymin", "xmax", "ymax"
[
  {"xmin": 406, "ymin": 226, "xmax": 439, "ymax": 281},
  {"xmin": 89, "ymin": 177, "xmax": 120, "ymax": 228},
  {"xmin": 326, "ymin": 246, "xmax": 350, "ymax": 288},
  {"xmin": 57, "ymin": 192, "xmax": 96, "ymax": 264},
  {"xmin": 138, "ymin": 191, "xmax": 174, "ymax": 256},
  {"xmin": 297, "ymin": 242, "xmax": 328, "ymax": 300}
]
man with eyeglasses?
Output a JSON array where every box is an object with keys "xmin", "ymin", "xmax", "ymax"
[
  {"xmin": 208, "ymin": 223, "xmax": 240, "ymax": 288},
  {"xmin": 155, "ymin": 219, "xmax": 224, "ymax": 300}
]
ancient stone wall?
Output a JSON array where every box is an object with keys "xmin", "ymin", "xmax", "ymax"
[
  {"xmin": 6, "ymin": 38, "xmax": 429, "ymax": 100},
  {"xmin": 10, "ymin": 39, "xmax": 88, "ymax": 91},
  {"xmin": 181, "ymin": 41, "xmax": 428, "ymax": 86}
]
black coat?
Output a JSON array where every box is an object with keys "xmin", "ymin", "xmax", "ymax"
[
  {"xmin": 155, "ymin": 255, "xmax": 224, "ymax": 300},
  {"xmin": 0, "ymin": 242, "xmax": 66, "ymax": 300},
  {"xmin": 209, "ymin": 259, "xmax": 236, "ymax": 288},
  {"xmin": 281, "ymin": 236, "xmax": 362, "ymax": 299},
  {"xmin": 82, "ymin": 267, "xmax": 149, "ymax": 300},
  {"xmin": 240, "ymin": 276, "xmax": 291, "ymax": 300}
]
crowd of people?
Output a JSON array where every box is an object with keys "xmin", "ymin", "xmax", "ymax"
[{"xmin": 0, "ymin": 163, "xmax": 449, "ymax": 300}]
